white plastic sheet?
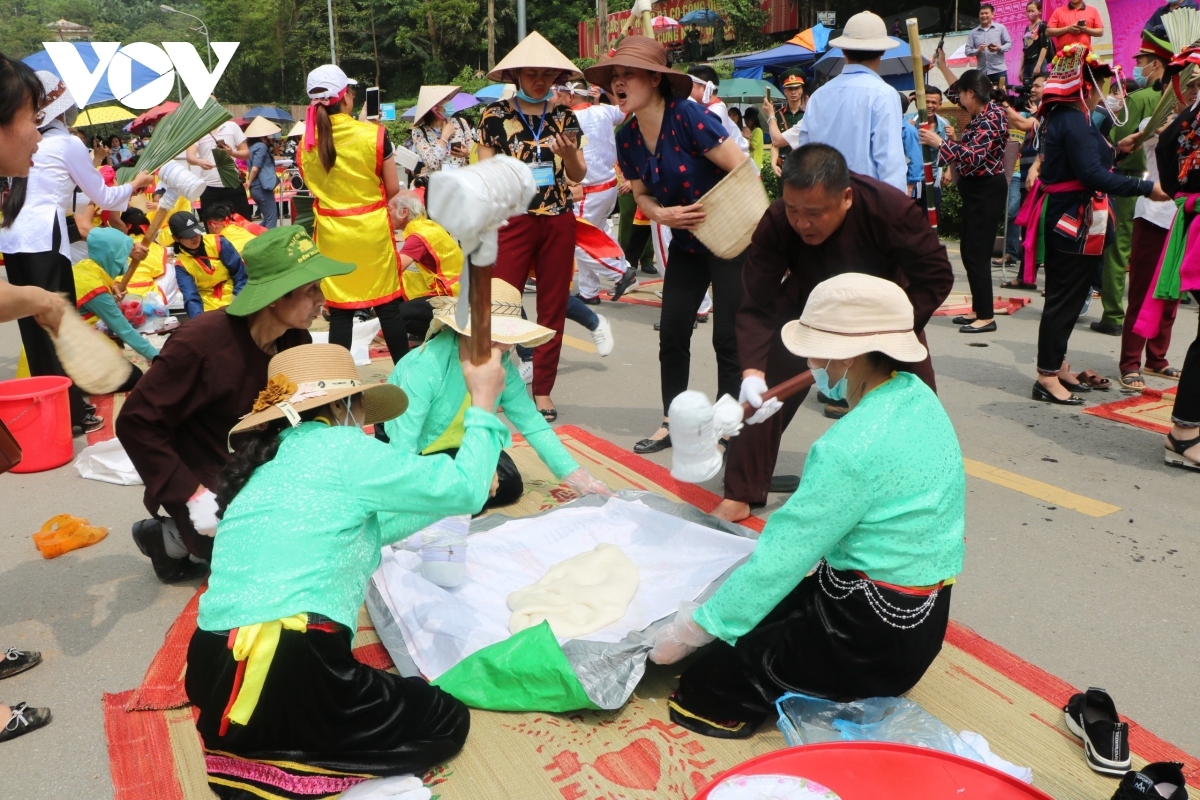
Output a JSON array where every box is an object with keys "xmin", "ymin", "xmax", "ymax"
[
  {"xmin": 74, "ymin": 439, "xmax": 142, "ymax": 485},
  {"xmin": 310, "ymin": 317, "xmax": 381, "ymax": 366},
  {"xmin": 372, "ymin": 497, "xmax": 757, "ymax": 681}
]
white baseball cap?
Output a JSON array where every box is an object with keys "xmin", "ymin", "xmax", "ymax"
[{"xmin": 306, "ymin": 64, "xmax": 358, "ymax": 101}]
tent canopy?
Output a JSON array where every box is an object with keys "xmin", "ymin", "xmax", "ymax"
[
  {"xmin": 814, "ymin": 40, "xmax": 929, "ymax": 80},
  {"xmin": 787, "ymin": 23, "xmax": 831, "ymax": 53},
  {"xmin": 731, "ymin": 25, "xmax": 830, "ymax": 81}
]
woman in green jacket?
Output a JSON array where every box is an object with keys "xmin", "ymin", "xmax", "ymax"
[
  {"xmin": 186, "ymin": 341, "xmax": 508, "ymax": 776},
  {"xmin": 387, "ymin": 278, "xmax": 611, "ymax": 505},
  {"xmin": 650, "ymin": 273, "xmax": 967, "ymax": 739}
]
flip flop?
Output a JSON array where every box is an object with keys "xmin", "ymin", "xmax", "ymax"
[
  {"xmin": 1075, "ymin": 369, "xmax": 1112, "ymax": 391},
  {"xmin": 1145, "ymin": 366, "xmax": 1182, "ymax": 380},
  {"xmin": 1118, "ymin": 372, "xmax": 1146, "ymax": 393}
]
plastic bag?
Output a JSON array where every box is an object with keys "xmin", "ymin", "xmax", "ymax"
[
  {"xmin": 74, "ymin": 439, "xmax": 143, "ymax": 485},
  {"xmin": 775, "ymin": 693, "xmax": 986, "ymax": 763},
  {"xmin": 141, "ymin": 291, "xmax": 168, "ymax": 318}
]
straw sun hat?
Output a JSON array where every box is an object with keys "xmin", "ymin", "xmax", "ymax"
[
  {"xmin": 230, "ymin": 344, "xmax": 408, "ymax": 437},
  {"xmin": 427, "ymin": 278, "xmax": 555, "ymax": 347},
  {"xmin": 413, "ymin": 85, "xmax": 461, "ymax": 125},
  {"xmin": 781, "ymin": 273, "xmax": 928, "ymax": 363},
  {"xmin": 583, "ymin": 36, "xmax": 694, "ymax": 98},
  {"xmin": 487, "ymin": 31, "xmax": 582, "ymax": 82}
]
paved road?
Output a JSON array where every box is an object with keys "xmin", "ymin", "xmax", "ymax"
[{"xmin": 1, "ymin": 251, "xmax": 1196, "ymax": 797}]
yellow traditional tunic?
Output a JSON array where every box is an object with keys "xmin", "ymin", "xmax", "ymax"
[
  {"xmin": 400, "ymin": 217, "xmax": 462, "ymax": 300},
  {"xmin": 220, "ymin": 222, "xmax": 257, "ymax": 255},
  {"xmin": 177, "ymin": 235, "xmax": 235, "ymax": 312},
  {"xmin": 156, "ymin": 196, "xmax": 194, "ymax": 247},
  {"xmin": 299, "ymin": 114, "xmax": 401, "ymax": 309},
  {"xmin": 125, "ymin": 237, "xmax": 170, "ymax": 305},
  {"xmin": 73, "ymin": 259, "xmax": 117, "ymax": 325}
]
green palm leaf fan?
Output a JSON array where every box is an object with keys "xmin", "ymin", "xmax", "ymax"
[
  {"xmin": 1141, "ymin": 9, "xmax": 1200, "ymax": 143},
  {"xmin": 116, "ymin": 98, "xmax": 233, "ymax": 184}
]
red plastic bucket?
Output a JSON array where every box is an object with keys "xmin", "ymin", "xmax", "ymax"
[
  {"xmin": 693, "ymin": 742, "xmax": 1054, "ymax": 799},
  {"xmin": 0, "ymin": 376, "xmax": 74, "ymax": 473}
]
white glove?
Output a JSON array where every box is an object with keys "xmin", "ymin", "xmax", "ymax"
[
  {"xmin": 648, "ymin": 602, "xmax": 716, "ymax": 665},
  {"xmin": 186, "ymin": 488, "xmax": 220, "ymax": 538},
  {"xmin": 563, "ymin": 468, "xmax": 614, "ymax": 497},
  {"xmin": 340, "ymin": 775, "xmax": 430, "ymax": 800},
  {"xmin": 739, "ymin": 374, "xmax": 783, "ymax": 425}
]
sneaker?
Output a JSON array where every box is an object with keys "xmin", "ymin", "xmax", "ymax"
[
  {"xmin": 80, "ymin": 413, "xmax": 104, "ymax": 434},
  {"xmin": 517, "ymin": 359, "xmax": 533, "ymax": 385},
  {"xmin": 575, "ymin": 293, "xmax": 601, "ymax": 306},
  {"xmin": 591, "ymin": 314, "xmax": 614, "ymax": 357},
  {"xmin": 0, "ymin": 648, "xmax": 41, "ymax": 681},
  {"xmin": 131, "ymin": 519, "xmax": 208, "ymax": 584},
  {"xmin": 610, "ymin": 269, "xmax": 639, "ymax": 301},
  {"xmin": 1110, "ymin": 762, "xmax": 1188, "ymax": 800},
  {"xmin": 1064, "ymin": 687, "xmax": 1131, "ymax": 776},
  {"xmin": 0, "ymin": 702, "xmax": 51, "ymax": 743}
]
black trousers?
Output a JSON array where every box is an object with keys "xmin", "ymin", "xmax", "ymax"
[
  {"xmin": 1038, "ymin": 248, "xmax": 1098, "ymax": 373},
  {"xmin": 328, "ymin": 298, "xmax": 411, "ymax": 364},
  {"xmin": 1173, "ymin": 291, "xmax": 1200, "ymax": 425},
  {"xmin": 623, "ymin": 223, "xmax": 654, "ymax": 270},
  {"xmin": 673, "ymin": 567, "xmax": 952, "ymax": 732},
  {"xmin": 396, "ymin": 297, "xmax": 435, "ymax": 340},
  {"xmin": 956, "ymin": 174, "xmax": 1008, "ymax": 319},
  {"xmin": 3, "ymin": 241, "xmax": 90, "ymax": 427},
  {"xmin": 186, "ymin": 624, "xmax": 469, "ymax": 776},
  {"xmin": 659, "ymin": 241, "xmax": 744, "ymax": 415},
  {"xmin": 199, "ymin": 184, "xmax": 253, "ymax": 221}
]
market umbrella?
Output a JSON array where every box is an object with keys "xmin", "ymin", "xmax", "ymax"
[
  {"xmin": 718, "ymin": 77, "xmax": 777, "ymax": 101},
  {"xmin": 474, "ymin": 83, "xmax": 515, "ymax": 101},
  {"xmin": 652, "ymin": 14, "xmax": 680, "ymax": 29},
  {"xmin": 401, "ymin": 92, "xmax": 480, "ymax": 121},
  {"xmin": 679, "ymin": 9, "xmax": 720, "ymax": 26},
  {"xmin": 814, "ymin": 40, "xmax": 927, "ymax": 80},
  {"xmin": 74, "ymin": 106, "xmax": 136, "ymax": 127},
  {"xmin": 123, "ymin": 101, "xmax": 179, "ymax": 131},
  {"xmin": 243, "ymin": 105, "xmax": 294, "ymax": 123}
]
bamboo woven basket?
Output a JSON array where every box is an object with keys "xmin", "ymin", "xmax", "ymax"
[
  {"xmin": 48, "ymin": 308, "xmax": 132, "ymax": 395},
  {"xmin": 691, "ymin": 157, "xmax": 770, "ymax": 259}
]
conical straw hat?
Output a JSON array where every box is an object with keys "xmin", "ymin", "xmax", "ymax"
[
  {"xmin": 488, "ymin": 31, "xmax": 582, "ymax": 82},
  {"xmin": 286, "ymin": 120, "xmax": 305, "ymax": 138},
  {"xmin": 412, "ymin": 85, "xmax": 461, "ymax": 126},
  {"xmin": 244, "ymin": 116, "xmax": 281, "ymax": 139},
  {"xmin": 48, "ymin": 308, "xmax": 132, "ymax": 395}
]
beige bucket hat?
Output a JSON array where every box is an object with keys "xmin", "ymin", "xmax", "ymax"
[
  {"xmin": 828, "ymin": 11, "xmax": 901, "ymax": 52},
  {"xmin": 427, "ymin": 278, "xmax": 555, "ymax": 347},
  {"xmin": 487, "ymin": 31, "xmax": 583, "ymax": 82},
  {"xmin": 781, "ymin": 273, "xmax": 927, "ymax": 362},
  {"xmin": 244, "ymin": 116, "xmax": 282, "ymax": 139},
  {"xmin": 229, "ymin": 344, "xmax": 408, "ymax": 438},
  {"xmin": 413, "ymin": 85, "xmax": 461, "ymax": 125}
]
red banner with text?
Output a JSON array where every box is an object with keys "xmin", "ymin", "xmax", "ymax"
[{"xmin": 577, "ymin": 0, "xmax": 798, "ymax": 59}]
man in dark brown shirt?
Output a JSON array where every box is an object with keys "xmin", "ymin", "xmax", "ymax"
[
  {"xmin": 117, "ymin": 227, "xmax": 353, "ymax": 582},
  {"xmin": 714, "ymin": 144, "xmax": 953, "ymax": 522}
]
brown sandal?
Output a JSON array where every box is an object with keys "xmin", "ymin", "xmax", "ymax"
[{"xmin": 1075, "ymin": 369, "xmax": 1112, "ymax": 391}]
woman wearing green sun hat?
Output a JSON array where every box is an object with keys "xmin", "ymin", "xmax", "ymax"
[{"xmin": 117, "ymin": 226, "xmax": 356, "ymax": 584}]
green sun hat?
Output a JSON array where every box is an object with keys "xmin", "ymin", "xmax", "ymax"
[{"xmin": 227, "ymin": 226, "xmax": 355, "ymax": 317}]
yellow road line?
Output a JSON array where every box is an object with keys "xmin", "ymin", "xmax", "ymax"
[
  {"xmin": 563, "ymin": 334, "xmax": 596, "ymax": 354},
  {"xmin": 963, "ymin": 458, "xmax": 1120, "ymax": 518}
]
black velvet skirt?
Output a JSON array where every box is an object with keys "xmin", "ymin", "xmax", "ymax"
[
  {"xmin": 185, "ymin": 618, "xmax": 470, "ymax": 777},
  {"xmin": 672, "ymin": 565, "xmax": 952, "ymax": 736}
]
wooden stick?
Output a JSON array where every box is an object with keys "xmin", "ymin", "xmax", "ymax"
[
  {"xmin": 116, "ymin": 203, "xmax": 171, "ymax": 294},
  {"xmin": 906, "ymin": 18, "xmax": 938, "ymax": 232},
  {"xmin": 468, "ymin": 259, "xmax": 492, "ymax": 365},
  {"xmin": 738, "ymin": 370, "xmax": 815, "ymax": 418},
  {"xmin": 642, "ymin": 7, "xmax": 654, "ymax": 37}
]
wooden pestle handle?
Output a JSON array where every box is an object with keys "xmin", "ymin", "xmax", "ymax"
[
  {"xmin": 468, "ymin": 259, "xmax": 493, "ymax": 365},
  {"xmin": 739, "ymin": 370, "xmax": 815, "ymax": 419},
  {"xmin": 117, "ymin": 203, "xmax": 172, "ymax": 294}
]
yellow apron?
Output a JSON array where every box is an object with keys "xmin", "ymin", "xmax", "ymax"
[
  {"xmin": 125, "ymin": 237, "xmax": 170, "ymax": 305},
  {"xmin": 401, "ymin": 217, "xmax": 463, "ymax": 300},
  {"xmin": 220, "ymin": 222, "xmax": 258, "ymax": 255},
  {"xmin": 72, "ymin": 259, "xmax": 116, "ymax": 325},
  {"xmin": 299, "ymin": 114, "xmax": 402, "ymax": 309},
  {"xmin": 177, "ymin": 235, "xmax": 234, "ymax": 312}
]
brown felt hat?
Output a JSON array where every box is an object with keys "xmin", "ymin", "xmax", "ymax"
[{"xmin": 583, "ymin": 36, "xmax": 694, "ymax": 98}]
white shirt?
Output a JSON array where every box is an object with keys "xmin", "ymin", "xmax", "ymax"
[
  {"xmin": 1134, "ymin": 120, "xmax": 1176, "ymax": 229},
  {"xmin": 574, "ymin": 104, "xmax": 626, "ymax": 187},
  {"xmin": 195, "ymin": 121, "xmax": 247, "ymax": 188},
  {"xmin": 0, "ymin": 123, "xmax": 133, "ymax": 258},
  {"xmin": 706, "ymin": 98, "xmax": 750, "ymax": 154},
  {"xmin": 786, "ymin": 64, "xmax": 907, "ymax": 191}
]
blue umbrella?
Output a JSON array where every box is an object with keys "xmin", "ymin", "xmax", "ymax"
[
  {"xmin": 814, "ymin": 40, "xmax": 928, "ymax": 80},
  {"xmin": 243, "ymin": 105, "xmax": 294, "ymax": 123},
  {"xmin": 23, "ymin": 43, "xmax": 162, "ymax": 106},
  {"xmin": 680, "ymin": 9, "xmax": 720, "ymax": 26},
  {"xmin": 474, "ymin": 83, "xmax": 513, "ymax": 101},
  {"xmin": 401, "ymin": 92, "xmax": 480, "ymax": 121}
]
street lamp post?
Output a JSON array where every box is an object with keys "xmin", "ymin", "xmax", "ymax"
[{"xmin": 159, "ymin": 5, "xmax": 212, "ymax": 69}]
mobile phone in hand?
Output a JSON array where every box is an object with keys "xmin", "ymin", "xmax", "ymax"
[{"xmin": 365, "ymin": 87, "xmax": 381, "ymax": 120}]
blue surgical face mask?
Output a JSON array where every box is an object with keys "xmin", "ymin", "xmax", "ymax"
[
  {"xmin": 812, "ymin": 361, "xmax": 851, "ymax": 403},
  {"xmin": 1132, "ymin": 66, "xmax": 1148, "ymax": 88},
  {"xmin": 516, "ymin": 87, "xmax": 554, "ymax": 103}
]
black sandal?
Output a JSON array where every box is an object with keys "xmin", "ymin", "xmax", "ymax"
[
  {"xmin": 633, "ymin": 422, "xmax": 671, "ymax": 454},
  {"xmin": 0, "ymin": 702, "xmax": 52, "ymax": 743},
  {"xmin": 1032, "ymin": 382, "xmax": 1085, "ymax": 406},
  {"xmin": 538, "ymin": 407, "xmax": 558, "ymax": 423},
  {"xmin": 1165, "ymin": 431, "xmax": 1200, "ymax": 471}
]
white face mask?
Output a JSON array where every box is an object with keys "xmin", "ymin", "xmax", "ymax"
[{"xmin": 1104, "ymin": 95, "xmax": 1123, "ymax": 111}]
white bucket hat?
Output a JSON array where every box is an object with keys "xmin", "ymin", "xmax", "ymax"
[
  {"xmin": 781, "ymin": 273, "xmax": 927, "ymax": 363},
  {"xmin": 828, "ymin": 12, "xmax": 901, "ymax": 52},
  {"xmin": 35, "ymin": 71, "xmax": 77, "ymax": 124}
]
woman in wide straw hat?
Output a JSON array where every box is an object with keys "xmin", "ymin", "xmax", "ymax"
[
  {"xmin": 410, "ymin": 84, "xmax": 477, "ymax": 172},
  {"xmin": 478, "ymin": 31, "xmax": 587, "ymax": 422},
  {"xmin": 386, "ymin": 278, "xmax": 612, "ymax": 505},
  {"xmin": 648, "ymin": 273, "xmax": 966, "ymax": 740},
  {"xmin": 584, "ymin": 37, "xmax": 748, "ymax": 456},
  {"xmin": 186, "ymin": 341, "xmax": 510, "ymax": 776}
]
